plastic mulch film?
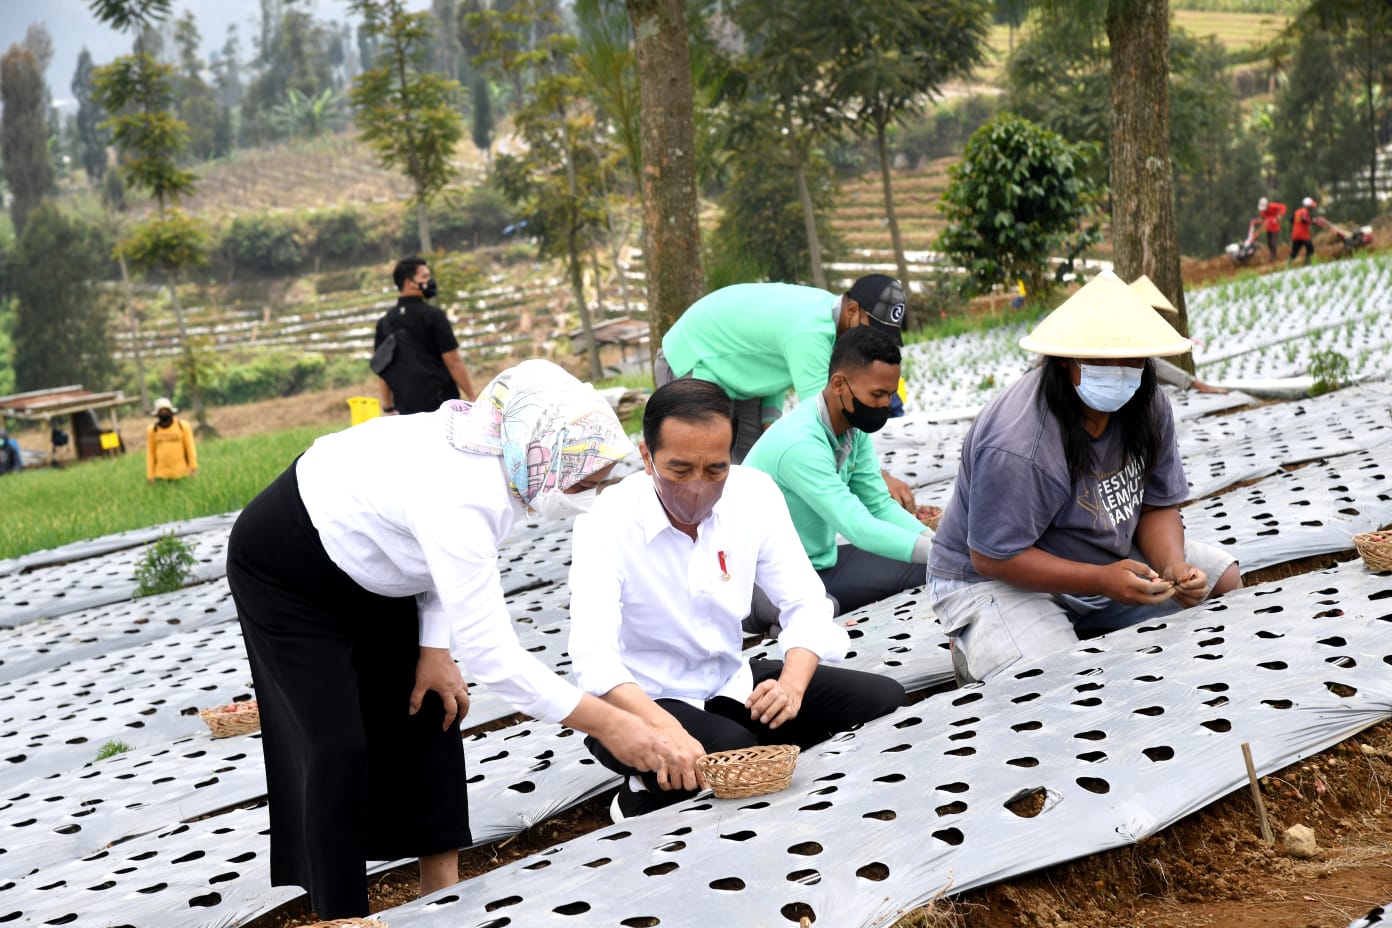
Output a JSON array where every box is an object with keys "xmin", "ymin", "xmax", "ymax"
[
  {"xmin": 1353, "ymin": 903, "xmax": 1391, "ymax": 927},
  {"xmin": 0, "ymin": 513, "xmax": 239, "ymax": 579},
  {"xmin": 0, "ymin": 724, "xmax": 618, "ymax": 921},
  {"xmin": 0, "ymin": 577, "xmax": 236, "ymax": 681},
  {"xmin": 0, "ymin": 528, "xmax": 231, "ymax": 628},
  {"xmin": 1183, "ymin": 444, "xmax": 1392, "ymax": 572},
  {"xmin": 381, "ymin": 558, "xmax": 1392, "ymax": 928}
]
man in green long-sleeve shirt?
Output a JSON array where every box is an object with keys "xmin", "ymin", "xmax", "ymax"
[
  {"xmin": 745, "ymin": 327, "xmax": 931, "ymax": 620},
  {"xmin": 658, "ymin": 275, "xmax": 906, "ymax": 463}
]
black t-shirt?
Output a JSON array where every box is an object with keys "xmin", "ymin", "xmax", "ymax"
[{"xmin": 373, "ymin": 297, "xmax": 462, "ymax": 414}]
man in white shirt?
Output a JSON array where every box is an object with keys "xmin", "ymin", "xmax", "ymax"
[{"xmin": 568, "ymin": 378, "xmax": 905, "ymax": 820}]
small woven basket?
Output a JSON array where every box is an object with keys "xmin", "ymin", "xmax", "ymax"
[
  {"xmin": 917, "ymin": 505, "xmax": 943, "ymax": 532},
  {"xmin": 1353, "ymin": 532, "xmax": 1392, "ymax": 572},
  {"xmin": 697, "ymin": 744, "xmax": 799, "ymax": 799},
  {"xmin": 199, "ymin": 701, "xmax": 261, "ymax": 738},
  {"xmin": 304, "ymin": 920, "xmax": 386, "ymax": 928}
]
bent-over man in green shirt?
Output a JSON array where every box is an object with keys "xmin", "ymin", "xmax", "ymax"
[
  {"xmin": 745, "ymin": 327, "xmax": 931, "ymax": 624},
  {"xmin": 658, "ymin": 275, "xmax": 905, "ymax": 464}
]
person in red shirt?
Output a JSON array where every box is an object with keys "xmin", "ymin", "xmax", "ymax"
[
  {"xmin": 1290, "ymin": 196, "xmax": 1317, "ymax": 266},
  {"xmin": 1257, "ymin": 197, "xmax": 1286, "ymax": 261}
]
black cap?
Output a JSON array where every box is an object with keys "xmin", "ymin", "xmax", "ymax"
[{"xmin": 846, "ymin": 274, "xmax": 906, "ymax": 344}]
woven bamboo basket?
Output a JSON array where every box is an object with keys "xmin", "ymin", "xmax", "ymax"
[
  {"xmin": 697, "ymin": 744, "xmax": 799, "ymax": 799},
  {"xmin": 199, "ymin": 701, "xmax": 261, "ymax": 738},
  {"xmin": 304, "ymin": 919, "xmax": 387, "ymax": 928},
  {"xmin": 917, "ymin": 505, "xmax": 943, "ymax": 532},
  {"xmin": 1353, "ymin": 532, "xmax": 1392, "ymax": 572}
]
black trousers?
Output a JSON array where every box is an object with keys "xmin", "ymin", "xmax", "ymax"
[
  {"xmin": 818, "ymin": 544, "xmax": 926, "ymax": 615},
  {"xmin": 1291, "ymin": 239, "xmax": 1315, "ymax": 263},
  {"xmin": 585, "ymin": 660, "xmax": 904, "ymax": 806},
  {"xmin": 227, "ymin": 463, "xmax": 470, "ymax": 918}
]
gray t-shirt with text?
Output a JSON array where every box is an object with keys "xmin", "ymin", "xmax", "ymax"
[{"xmin": 928, "ymin": 367, "xmax": 1188, "ymax": 582}]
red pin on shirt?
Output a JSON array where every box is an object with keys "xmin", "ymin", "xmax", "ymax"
[{"xmin": 718, "ymin": 550, "xmax": 731, "ymax": 582}]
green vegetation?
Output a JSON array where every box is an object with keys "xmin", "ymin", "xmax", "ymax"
[
  {"xmin": 938, "ymin": 114, "xmax": 1102, "ymax": 299},
  {"xmin": 95, "ymin": 740, "xmax": 133, "ymax": 761},
  {"xmin": 0, "ymin": 424, "xmax": 335, "ymax": 560},
  {"xmin": 133, "ymin": 533, "xmax": 198, "ymax": 597},
  {"xmin": 1308, "ymin": 348, "xmax": 1351, "ymax": 396}
]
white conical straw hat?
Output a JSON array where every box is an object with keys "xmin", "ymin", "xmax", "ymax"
[
  {"xmin": 1128, "ymin": 274, "xmax": 1178, "ymax": 316},
  {"xmin": 1019, "ymin": 273, "xmax": 1192, "ymax": 359}
]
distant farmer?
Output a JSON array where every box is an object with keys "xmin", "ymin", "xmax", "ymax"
[
  {"xmin": 1257, "ymin": 197, "xmax": 1286, "ymax": 261},
  {"xmin": 1290, "ymin": 197, "xmax": 1318, "ymax": 266},
  {"xmin": 373, "ymin": 256, "xmax": 476, "ymax": 415},
  {"xmin": 146, "ymin": 397, "xmax": 197, "ymax": 483}
]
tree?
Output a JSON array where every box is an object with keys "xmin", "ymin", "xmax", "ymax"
[
  {"xmin": 709, "ymin": 114, "xmax": 842, "ymax": 288},
  {"xmin": 824, "ymin": 0, "xmax": 990, "ymax": 320},
  {"xmin": 624, "ymin": 0, "xmax": 704, "ymax": 351},
  {"xmin": 9, "ymin": 203, "xmax": 115, "ymax": 392},
  {"xmin": 938, "ymin": 114, "xmax": 1102, "ymax": 300},
  {"xmin": 724, "ymin": 0, "xmax": 847, "ymax": 290},
  {"xmin": 73, "ymin": 48, "xmax": 109, "ymax": 186},
  {"xmin": 470, "ymin": 75, "xmax": 494, "ymax": 160},
  {"xmin": 1106, "ymin": 0, "xmax": 1189, "ymax": 338},
  {"xmin": 350, "ymin": 0, "xmax": 465, "ymax": 254},
  {"xmin": 90, "ymin": 0, "xmax": 213, "ymax": 432},
  {"xmin": 485, "ymin": 23, "xmax": 610, "ymax": 380},
  {"xmin": 0, "ymin": 43, "xmax": 55, "ymax": 236},
  {"xmin": 1271, "ymin": 2, "xmax": 1391, "ymax": 219}
]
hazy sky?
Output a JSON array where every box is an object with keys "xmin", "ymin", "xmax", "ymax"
[{"xmin": 1, "ymin": 0, "xmax": 430, "ymax": 109}]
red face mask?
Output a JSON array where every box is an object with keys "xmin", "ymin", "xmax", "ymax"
[{"xmin": 651, "ymin": 471, "xmax": 726, "ymax": 525}]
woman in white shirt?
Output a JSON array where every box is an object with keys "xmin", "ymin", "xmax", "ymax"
[{"xmin": 227, "ymin": 360, "xmax": 686, "ymax": 918}]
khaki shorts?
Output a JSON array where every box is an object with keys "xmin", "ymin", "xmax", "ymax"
[{"xmin": 928, "ymin": 540, "xmax": 1237, "ymax": 684}]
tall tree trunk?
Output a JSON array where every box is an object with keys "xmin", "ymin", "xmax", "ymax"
[
  {"xmin": 790, "ymin": 122, "xmax": 826, "ymax": 291},
  {"xmin": 875, "ymin": 119, "xmax": 913, "ymax": 326},
  {"xmin": 1106, "ymin": 0, "xmax": 1193, "ymax": 373},
  {"xmin": 625, "ymin": 0, "xmax": 704, "ymax": 364},
  {"xmin": 416, "ymin": 200, "xmax": 433, "ymax": 254},
  {"xmin": 117, "ymin": 252, "xmax": 149, "ymax": 412}
]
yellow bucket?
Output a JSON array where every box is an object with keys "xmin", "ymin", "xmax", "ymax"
[{"xmin": 347, "ymin": 396, "xmax": 381, "ymax": 426}]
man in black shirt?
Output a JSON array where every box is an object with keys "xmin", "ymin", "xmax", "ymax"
[{"xmin": 374, "ymin": 257, "xmax": 476, "ymax": 414}]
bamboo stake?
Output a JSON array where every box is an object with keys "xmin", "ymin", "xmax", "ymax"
[{"xmin": 1241, "ymin": 742, "xmax": 1275, "ymax": 844}]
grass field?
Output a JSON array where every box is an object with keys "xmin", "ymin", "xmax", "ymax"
[{"xmin": 1, "ymin": 423, "xmax": 337, "ymax": 560}]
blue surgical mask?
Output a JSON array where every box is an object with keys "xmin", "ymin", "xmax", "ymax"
[{"xmin": 1074, "ymin": 363, "xmax": 1143, "ymax": 412}]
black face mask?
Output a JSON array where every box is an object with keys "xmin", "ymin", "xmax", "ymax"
[
  {"xmin": 418, "ymin": 278, "xmax": 438, "ymax": 300},
  {"xmin": 157, "ymin": 412, "xmax": 174, "ymax": 426},
  {"xmin": 838, "ymin": 385, "xmax": 891, "ymax": 434}
]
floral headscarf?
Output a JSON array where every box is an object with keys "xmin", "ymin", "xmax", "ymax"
[{"xmin": 444, "ymin": 359, "xmax": 633, "ymax": 506}]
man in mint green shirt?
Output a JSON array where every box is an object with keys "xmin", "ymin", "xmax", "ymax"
[
  {"xmin": 658, "ymin": 275, "xmax": 905, "ymax": 463},
  {"xmin": 745, "ymin": 327, "xmax": 930, "ymax": 619}
]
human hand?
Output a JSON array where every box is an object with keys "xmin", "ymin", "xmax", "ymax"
[
  {"xmin": 882, "ymin": 471, "xmax": 916, "ymax": 512},
  {"xmin": 602, "ymin": 719, "xmax": 705, "ymax": 792},
  {"xmin": 410, "ymin": 646, "xmax": 470, "ymax": 730},
  {"xmin": 746, "ymin": 678, "xmax": 803, "ymax": 729},
  {"xmin": 1097, "ymin": 559, "xmax": 1175, "ymax": 606},
  {"xmin": 1161, "ymin": 562, "xmax": 1207, "ymax": 608}
]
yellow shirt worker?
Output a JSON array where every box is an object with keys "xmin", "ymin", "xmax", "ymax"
[{"xmin": 146, "ymin": 397, "xmax": 198, "ymax": 482}]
